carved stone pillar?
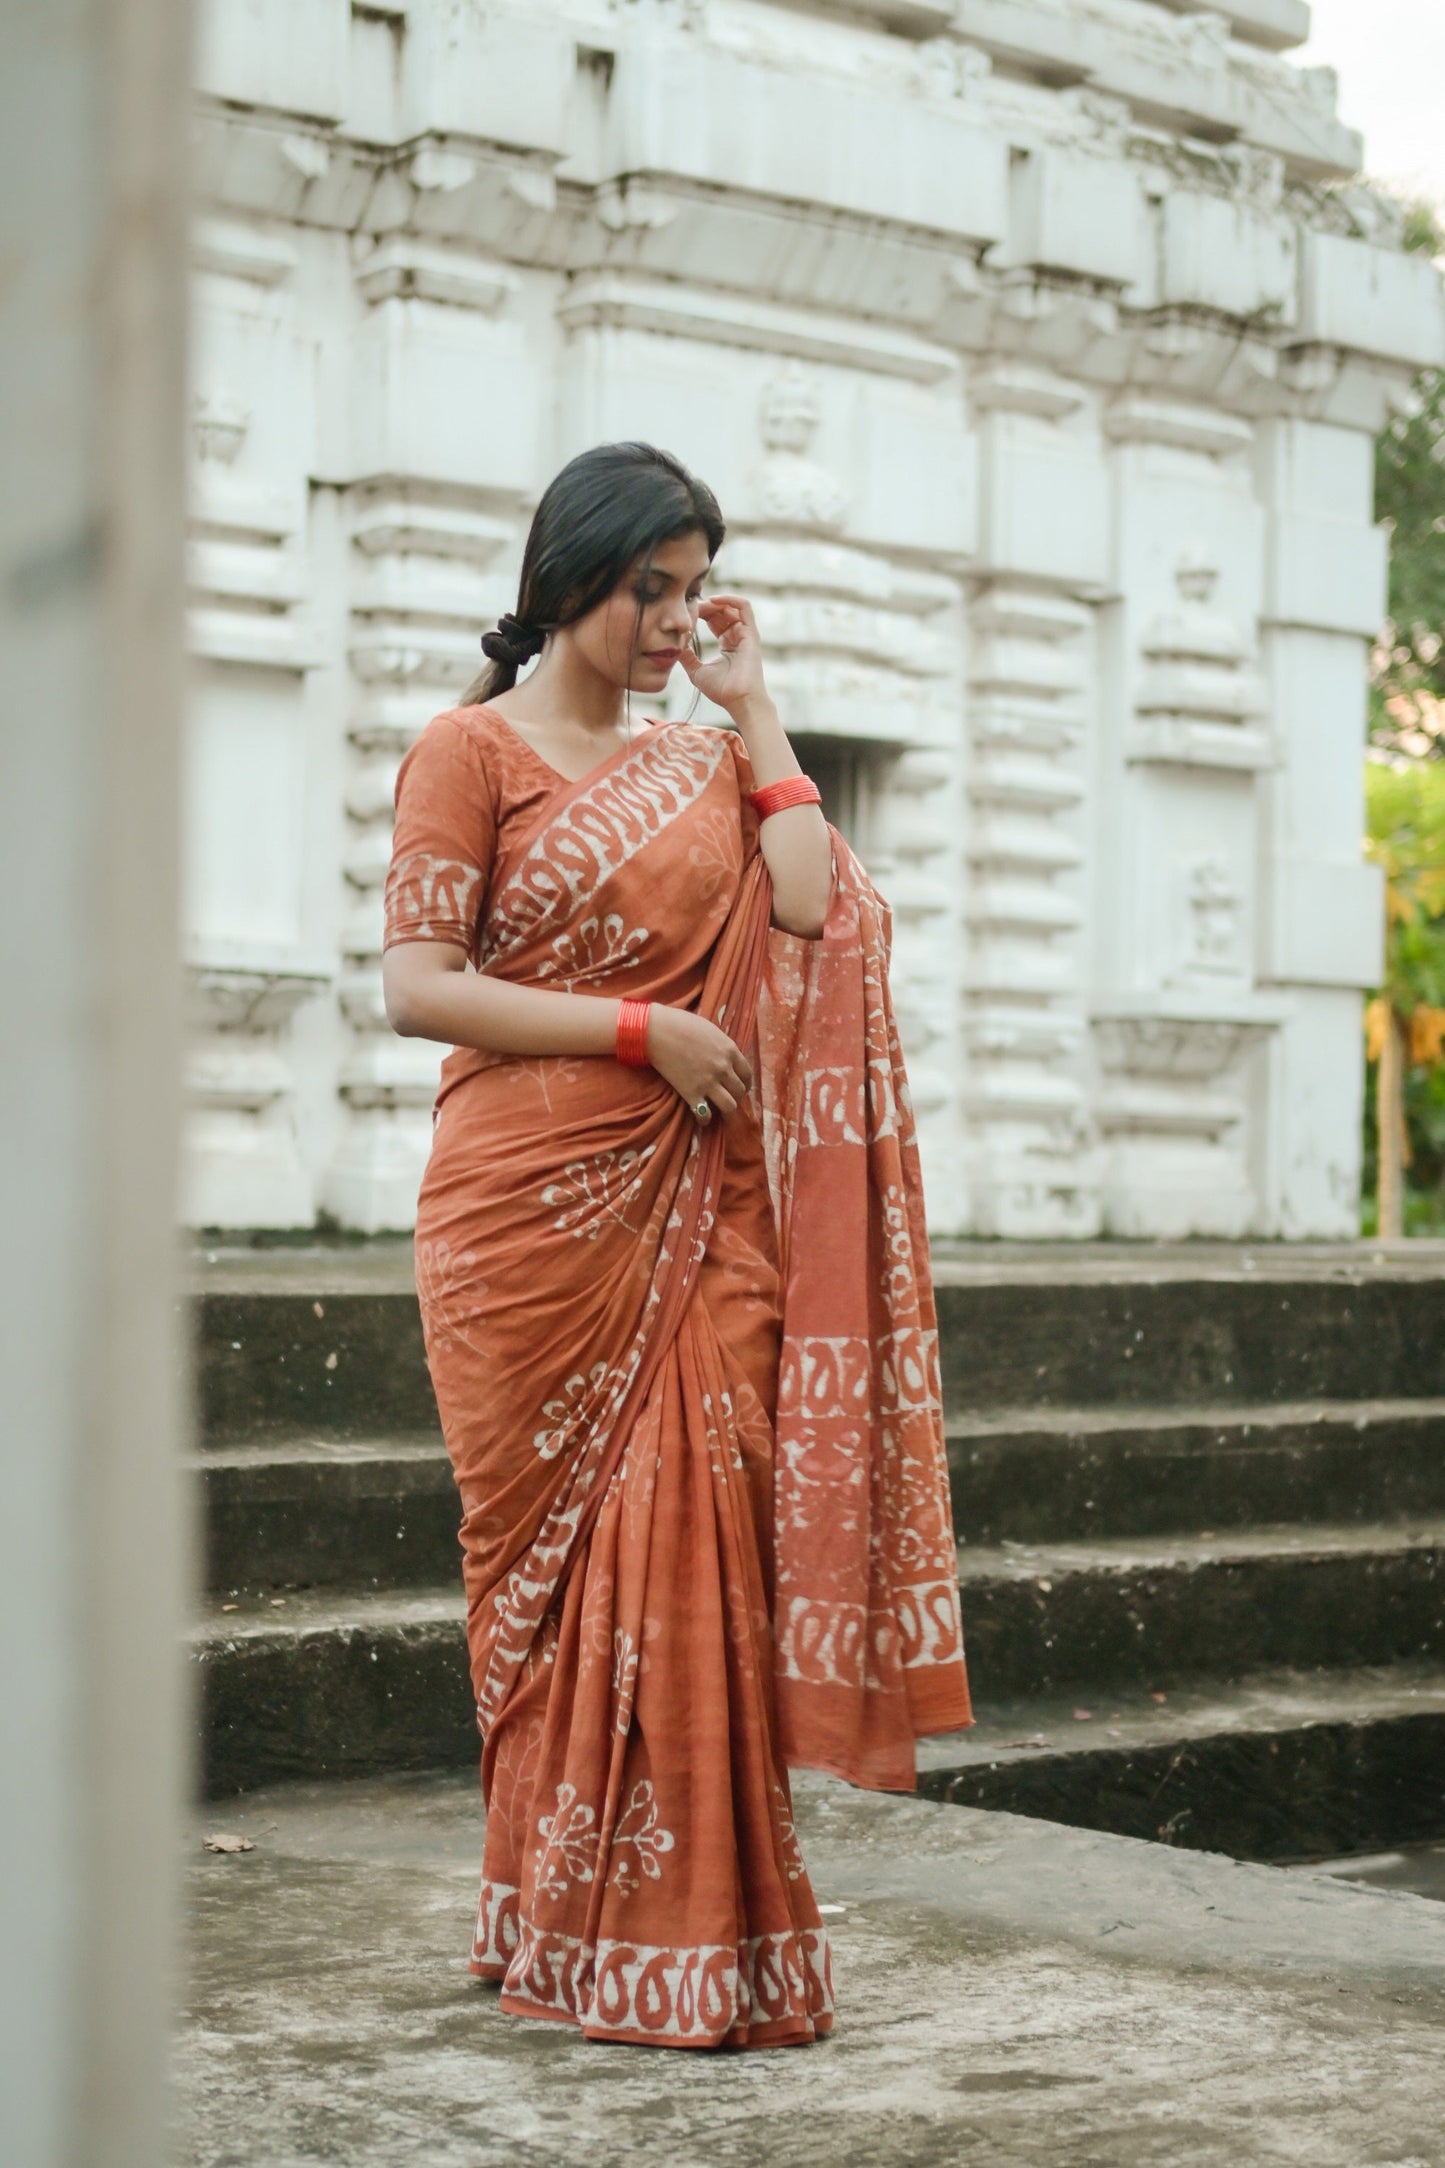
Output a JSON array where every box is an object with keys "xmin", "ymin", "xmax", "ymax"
[
  {"xmin": 326, "ymin": 485, "xmax": 521, "ymax": 1231},
  {"xmin": 184, "ymin": 214, "xmax": 330, "ymax": 1225},
  {"xmin": 1094, "ymin": 391, "xmax": 1282, "ymax": 1233},
  {"xmin": 963, "ymin": 583, "xmax": 1096, "ymax": 1235},
  {"xmin": 323, "ymin": 223, "xmax": 538, "ymax": 1229}
]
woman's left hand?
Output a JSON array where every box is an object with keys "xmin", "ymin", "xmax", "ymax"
[{"xmin": 676, "ymin": 593, "xmax": 766, "ymax": 715}]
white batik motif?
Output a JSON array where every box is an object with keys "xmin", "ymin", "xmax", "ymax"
[
  {"xmin": 536, "ymin": 911, "xmax": 651, "ymax": 987},
  {"xmin": 609, "ymin": 1780, "xmax": 676, "ymax": 1898},
  {"xmin": 384, "ymin": 850, "xmax": 483, "ymax": 948},
  {"xmin": 479, "ymin": 731, "xmax": 727, "ymax": 969},
  {"xmin": 610, "ymin": 1616, "xmax": 661, "ymax": 1733},
  {"xmin": 774, "ymin": 1783, "xmax": 808, "ymax": 1883},
  {"xmin": 536, "ymin": 1783, "xmax": 600, "ymax": 1902},
  {"xmin": 533, "ymin": 1361, "xmax": 611, "ymax": 1462},
  {"xmin": 414, "ymin": 1237, "xmax": 489, "ymax": 1357},
  {"xmin": 542, "ymin": 1146, "xmax": 658, "ymax": 1240}
]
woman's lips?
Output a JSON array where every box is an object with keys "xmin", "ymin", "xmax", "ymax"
[{"xmin": 644, "ymin": 650, "xmax": 679, "ymax": 665}]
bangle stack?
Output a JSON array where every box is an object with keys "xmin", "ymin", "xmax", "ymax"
[
  {"xmin": 616, "ymin": 997, "xmax": 653, "ymax": 1067},
  {"xmin": 746, "ymin": 775, "xmax": 822, "ymax": 821}
]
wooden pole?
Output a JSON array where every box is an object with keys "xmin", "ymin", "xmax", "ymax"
[{"xmin": 1377, "ymin": 1006, "xmax": 1406, "ymax": 1239}]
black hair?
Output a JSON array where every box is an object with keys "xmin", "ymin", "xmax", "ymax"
[{"xmin": 463, "ymin": 441, "xmax": 726, "ymax": 705}]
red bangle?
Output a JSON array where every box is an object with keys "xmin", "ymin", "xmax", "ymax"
[
  {"xmin": 616, "ymin": 997, "xmax": 653, "ymax": 1068},
  {"xmin": 746, "ymin": 775, "xmax": 822, "ymax": 821}
]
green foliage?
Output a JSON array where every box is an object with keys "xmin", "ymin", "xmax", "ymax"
[
  {"xmin": 1364, "ymin": 197, "xmax": 1445, "ymax": 1223},
  {"xmin": 1365, "ymin": 760, "xmax": 1445, "ymax": 1004},
  {"xmin": 1363, "ymin": 761, "xmax": 1445, "ymax": 1229},
  {"xmin": 1374, "ymin": 370, "xmax": 1445, "ymax": 730},
  {"xmin": 1362, "ymin": 1064, "xmax": 1445, "ymax": 1235},
  {"xmin": 1372, "ymin": 196, "xmax": 1445, "ymax": 750}
]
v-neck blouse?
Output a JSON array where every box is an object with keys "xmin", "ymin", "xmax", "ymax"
[{"xmin": 382, "ymin": 701, "xmax": 751, "ymax": 963}]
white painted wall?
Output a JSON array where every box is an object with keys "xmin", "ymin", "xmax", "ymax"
[{"xmin": 184, "ymin": 0, "xmax": 1443, "ymax": 1241}]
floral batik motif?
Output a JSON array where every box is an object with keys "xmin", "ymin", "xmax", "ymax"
[{"xmin": 385, "ymin": 702, "xmax": 970, "ymax": 2049}]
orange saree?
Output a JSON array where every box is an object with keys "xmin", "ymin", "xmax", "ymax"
[{"xmin": 383, "ymin": 704, "xmax": 971, "ymax": 2050}]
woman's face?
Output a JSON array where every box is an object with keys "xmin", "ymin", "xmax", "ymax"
[{"xmin": 572, "ymin": 529, "xmax": 712, "ymax": 692}]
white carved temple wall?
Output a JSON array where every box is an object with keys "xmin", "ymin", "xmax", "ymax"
[{"xmin": 183, "ymin": 0, "xmax": 1445, "ymax": 1240}]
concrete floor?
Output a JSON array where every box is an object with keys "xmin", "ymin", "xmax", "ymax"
[{"xmin": 179, "ymin": 1773, "xmax": 1445, "ymax": 2168}]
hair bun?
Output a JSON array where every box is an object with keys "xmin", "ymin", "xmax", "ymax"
[{"xmin": 481, "ymin": 612, "xmax": 546, "ymax": 667}]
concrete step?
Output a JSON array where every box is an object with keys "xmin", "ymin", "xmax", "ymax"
[
  {"xmin": 948, "ymin": 1399, "xmax": 1445, "ymax": 1546},
  {"xmin": 916, "ymin": 1663, "xmax": 1445, "ymax": 1865},
  {"xmin": 194, "ymin": 1588, "xmax": 471, "ymax": 1798},
  {"xmin": 195, "ymin": 1405, "xmax": 1445, "ymax": 1601},
  {"xmin": 198, "ymin": 1437, "xmax": 455, "ymax": 1596},
  {"xmin": 193, "ymin": 1521, "xmax": 1445, "ymax": 1796},
  {"xmin": 958, "ymin": 1519, "xmax": 1445, "ymax": 1697},
  {"xmin": 932, "ymin": 1253, "xmax": 1445, "ymax": 1412},
  {"xmin": 194, "ymin": 1260, "xmax": 434, "ymax": 1445},
  {"xmin": 193, "ymin": 1592, "xmax": 1445, "ymax": 1869},
  {"xmin": 190, "ymin": 1242, "xmax": 1445, "ymax": 1437}
]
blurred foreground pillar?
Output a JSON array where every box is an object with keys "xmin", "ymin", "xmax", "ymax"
[{"xmin": 0, "ymin": 1, "xmax": 193, "ymax": 2162}]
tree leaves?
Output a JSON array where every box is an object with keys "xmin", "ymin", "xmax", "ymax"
[{"xmin": 1372, "ymin": 199, "xmax": 1445, "ymax": 756}]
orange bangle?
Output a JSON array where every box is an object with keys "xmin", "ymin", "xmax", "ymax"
[
  {"xmin": 616, "ymin": 997, "xmax": 653, "ymax": 1067},
  {"xmin": 746, "ymin": 775, "xmax": 822, "ymax": 821}
]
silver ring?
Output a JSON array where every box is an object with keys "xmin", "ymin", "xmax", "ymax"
[{"xmin": 693, "ymin": 1099, "xmax": 712, "ymax": 1124}]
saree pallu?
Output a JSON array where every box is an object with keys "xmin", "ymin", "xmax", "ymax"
[{"xmin": 383, "ymin": 708, "xmax": 971, "ymax": 2051}]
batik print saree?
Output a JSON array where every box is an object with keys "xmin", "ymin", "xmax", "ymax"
[{"xmin": 383, "ymin": 704, "xmax": 972, "ymax": 2050}]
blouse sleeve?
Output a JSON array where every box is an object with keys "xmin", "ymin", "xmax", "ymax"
[
  {"xmin": 382, "ymin": 713, "xmax": 497, "ymax": 955},
  {"xmin": 720, "ymin": 725, "xmax": 763, "ymax": 851}
]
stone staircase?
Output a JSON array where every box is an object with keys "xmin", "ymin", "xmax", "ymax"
[{"xmin": 191, "ymin": 1242, "xmax": 1445, "ymax": 1866}]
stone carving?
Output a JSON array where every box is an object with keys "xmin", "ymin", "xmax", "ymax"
[
  {"xmin": 1182, "ymin": 856, "xmax": 1244, "ymax": 980},
  {"xmin": 192, "ymin": 391, "xmax": 248, "ymax": 466},
  {"xmin": 1131, "ymin": 551, "xmax": 1269, "ymax": 768},
  {"xmin": 915, "ymin": 38, "xmax": 992, "ymax": 104},
  {"xmin": 964, "ymin": 580, "xmax": 1096, "ymax": 1237},
  {"xmin": 753, "ymin": 364, "xmax": 849, "ymax": 534}
]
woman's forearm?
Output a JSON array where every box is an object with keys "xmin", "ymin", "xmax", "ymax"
[
  {"xmin": 728, "ymin": 694, "xmax": 834, "ymax": 938},
  {"xmin": 386, "ymin": 957, "xmax": 623, "ymax": 1058}
]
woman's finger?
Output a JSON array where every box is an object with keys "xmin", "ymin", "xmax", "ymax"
[{"xmin": 707, "ymin": 1082, "xmax": 739, "ymax": 1119}]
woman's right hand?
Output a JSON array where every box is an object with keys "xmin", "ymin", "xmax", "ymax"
[{"xmin": 644, "ymin": 1005, "xmax": 753, "ymax": 1120}]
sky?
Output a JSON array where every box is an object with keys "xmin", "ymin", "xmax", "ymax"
[{"xmin": 1297, "ymin": 0, "xmax": 1445, "ymax": 210}]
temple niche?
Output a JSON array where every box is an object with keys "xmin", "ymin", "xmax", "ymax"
[{"xmin": 184, "ymin": 0, "xmax": 1444, "ymax": 1240}]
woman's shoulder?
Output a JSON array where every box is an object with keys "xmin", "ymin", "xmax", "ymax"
[
  {"xmin": 653, "ymin": 716, "xmax": 753, "ymax": 782},
  {"xmin": 407, "ymin": 702, "xmax": 529, "ymax": 778},
  {"xmin": 426, "ymin": 702, "xmax": 508, "ymax": 755},
  {"xmin": 395, "ymin": 704, "xmax": 507, "ymax": 810}
]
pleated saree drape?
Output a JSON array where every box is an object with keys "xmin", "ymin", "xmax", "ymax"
[{"xmin": 383, "ymin": 705, "xmax": 972, "ymax": 2049}]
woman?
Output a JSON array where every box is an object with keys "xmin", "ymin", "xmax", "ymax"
[{"xmin": 381, "ymin": 441, "xmax": 971, "ymax": 2051}]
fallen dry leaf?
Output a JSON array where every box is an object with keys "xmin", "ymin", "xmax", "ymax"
[
  {"xmin": 202, "ymin": 1833, "xmax": 255, "ymax": 1855},
  {"xmin": 1072, "ymin": 1708, "xmax": 1093, "ymax": 1721},
  {"xmin": 1150, "ymin": 1691, "xmax": 1168, "ymax": 1704}
]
